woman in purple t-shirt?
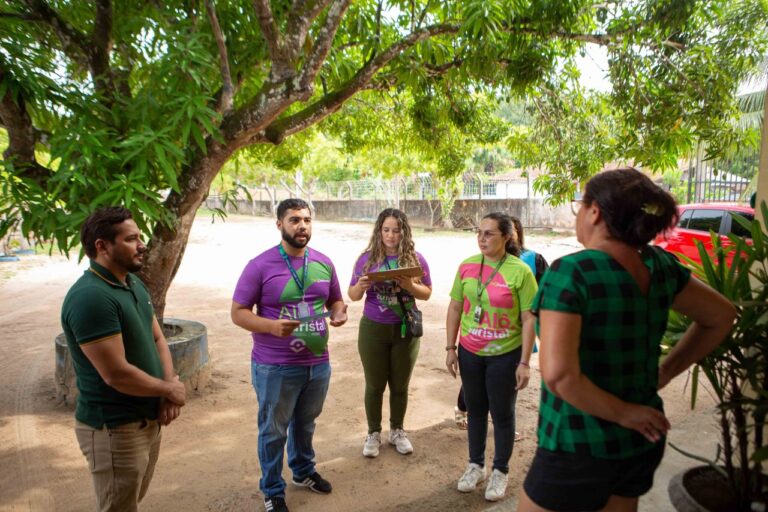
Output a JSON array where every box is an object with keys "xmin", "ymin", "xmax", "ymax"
[{"xmin": 348, "ymin": 208, "xmax": 432, "ymax": 458}]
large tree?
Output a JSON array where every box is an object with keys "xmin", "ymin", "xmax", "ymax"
[{"xmin": 1, "ymin": 0, "xmax": 766, "ymax": 317}]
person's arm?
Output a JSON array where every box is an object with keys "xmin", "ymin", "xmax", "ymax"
[
  {"xmin": 658, "ymin": 277, "xmax": 736, "ymax": 389},
  {"xmin": 152, "ymin": 316, "xmax": 184, "ymax": 425},
  {"xmin": 445, "ymin": 299, "xmax": 462, "ymax": 378},
  {"xmin": 538, "ymin": 309, "xmax": 670, "ymax": 442},
  {"xmin": 394, "ymin": 276, "xmax": 432, "ymax": 300},
  {"xmin": 230, "ymin": 301, "xmax": 300, "ymax": 337},
  {"xmin": 348, "ymin": 275, "xmax": 371, "ymax": 301},
  {"xmin": 80, "ymin": 334, "xmax": 186, "ymax": 405},
  {"xmin": 328, "ymin": 299, "xmax": 348, "ymax": 327},
  {"xmin": 152, "ymin": 316, "xmax": 175, "ymax": 381},
  {"xmin": 515, "ymin": 310, "xmax": 535, "ymax": 390}
]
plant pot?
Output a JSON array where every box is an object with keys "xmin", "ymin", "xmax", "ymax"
[
  {"xmin": 55, "ymin": 318, "xmax": 211, "ymax": 405},
  {"xmin": 668, "ymin": 465, "xmax": 739, "ymax": 512}
]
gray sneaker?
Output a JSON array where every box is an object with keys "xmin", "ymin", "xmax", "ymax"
[
  {"xmin": 363, "ymin": 432, "xmax": 381, "ymax": 458},
  {"xmin": 484, "ymin": 468, "xmax": 508, "ymax": 501},
  {"xmin": 457, "ymin": 462, "xmax": 486, "ymax": 492},
  {"xmin": 388, "ymin": 428, "xmax": 413, "ymax": 455}
]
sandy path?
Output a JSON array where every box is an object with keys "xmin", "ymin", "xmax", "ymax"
[{"xmin": 0, "ymin": 214, "xmax": 717, "ymax": 511}]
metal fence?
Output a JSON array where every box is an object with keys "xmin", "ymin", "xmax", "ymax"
[
  {"xmin": 245, "ymin": 174, "xmax": 544, "ymax": 204},
  {"xmin": 685, "ymin": 144, "xmax": 757, "ymax": 203},
  {"xmin": 206, "ymin": 173, "xmax": 574, "ymax": 228}
]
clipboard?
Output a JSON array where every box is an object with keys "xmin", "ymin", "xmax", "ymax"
[
  {"xmin": 365, "ymin": 266, "xmax": 424, "ymax": 282},
  {"xmin": 297, "ymin": 311, "xmax": 332, "ymax": 323}
]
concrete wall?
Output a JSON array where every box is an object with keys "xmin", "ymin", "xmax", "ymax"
[{"xmin": 208, "ymin": 197, "xmax": 574, "ymax": 229}]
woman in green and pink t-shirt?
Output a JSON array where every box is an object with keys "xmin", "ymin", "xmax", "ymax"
[
  {"xmin": 348, "ymin": 208, "xmax": 432, "ymax": 459},
  {"xmin": 445, "ymin": 212, "xmax": 537, "ymax": 502}
]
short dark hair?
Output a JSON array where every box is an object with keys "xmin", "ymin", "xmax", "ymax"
[
  {"xmin": 583, "ymin": 167, "xmax": 678, "ymax": 247},
  {"xmin": 482, "ymin": 212, "xmax": 521, "ymax": 257},
  {"xmin": 277, "ymin": 198, "xmax": 311, "ymax": 220},
  {"xmin": 80, "ymin": 206, "xmax": 134, "ymax": 258}
]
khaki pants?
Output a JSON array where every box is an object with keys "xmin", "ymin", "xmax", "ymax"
[{"xmin": 75, "ymin": 419, "xmax": 162, "ymax": 512}]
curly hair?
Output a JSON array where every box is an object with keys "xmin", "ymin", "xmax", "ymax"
[{"xmin": 361, "ymin": 208, "xmax": 419, "ymax": 273}]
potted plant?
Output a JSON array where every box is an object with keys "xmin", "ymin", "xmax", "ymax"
[{"xmin": 663, "ymin": 202, "xmax": 768, "ymax": 512}]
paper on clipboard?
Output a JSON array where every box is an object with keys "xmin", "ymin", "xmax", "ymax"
[
  {"xmin": 297, "ymin": 311, "xmax": 332, "ymax": 323},
  {"xmin": 365, "ymin": 266, "xmax": 424, "ymax": 282}
]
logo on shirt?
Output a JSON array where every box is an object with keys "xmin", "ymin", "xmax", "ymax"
[{"xmin": 289, "ymin": 338, "xmax": 306, "ymax": 353}]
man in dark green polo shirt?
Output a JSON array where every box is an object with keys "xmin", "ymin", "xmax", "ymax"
[{"xmin": 61, "ymin": 206, "xmax": 186, "ymax": 512}]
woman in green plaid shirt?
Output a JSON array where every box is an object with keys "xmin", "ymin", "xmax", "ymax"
[{"xmin": 519, "ymin": 168, "xmax": 736, "ymax": 512}]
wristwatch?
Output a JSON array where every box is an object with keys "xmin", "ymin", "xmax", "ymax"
[{"xmin": 445, "ymin": 345, "xmax": 457, "ymax": 351}]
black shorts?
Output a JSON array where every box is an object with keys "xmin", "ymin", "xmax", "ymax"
[{"xmin": 523, "ymin": 442, "xmax": 665, "ymax": 511}]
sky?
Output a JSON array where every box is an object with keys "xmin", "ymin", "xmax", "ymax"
[{"xmin": 575, "ymin": 45, "xmax": 612, "ymax": 93}]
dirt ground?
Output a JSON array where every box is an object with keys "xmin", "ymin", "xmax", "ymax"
[{"xmin": 0, "ymin": 214, "xmax": 720, "ymax": 512}]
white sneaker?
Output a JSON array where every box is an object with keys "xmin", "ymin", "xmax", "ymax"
[
  {"xmin": 363, "ymin": 432, "xmax": 381, "ymax": 458},
  {"xmin": 388, "ymin": 428, "xmax": 413, "ymax": 454},
  {"xmin": 457, "ymin": 462, "xmax": 486, "ymax": 492},
  {"xmin": 484, "ymin": 468, "xmax": 508, "ymax": 501}
]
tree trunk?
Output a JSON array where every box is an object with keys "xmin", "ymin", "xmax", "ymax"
[
  {"xmin": 138, "ymin": 147, "xmax": 233, "ymax": 319},
  {"xmin": 757, "ymin": 85, "xmax": 768, "ymax": 209}
]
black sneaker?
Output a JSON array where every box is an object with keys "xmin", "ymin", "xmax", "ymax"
[
  {"xmin": 264, "ymin": 496, "xmax": 288, "ymax": 512},
  {"xmin": 292, "ymin": 472, "xmax": 332, "ymax": 494}
]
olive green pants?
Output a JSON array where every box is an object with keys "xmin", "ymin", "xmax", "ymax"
[{"xmin": 358, "ymin": 315, "xmax": 421, "ymax": 434}]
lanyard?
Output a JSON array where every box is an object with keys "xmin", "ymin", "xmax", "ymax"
[
  {"xmin": 476, "ymin": 254, "xmax": 507, "ymax": 301},
  {"xmin": 383, "ymin": 256, "xmax": 398, "ymax": 271},
  {"xmin": 278, "ymin": 245, "xmax": 309, "ymax": 297}
]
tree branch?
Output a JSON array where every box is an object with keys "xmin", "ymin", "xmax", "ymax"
[
  {"xmin": 264, "ymin": 22, "xmax": 461, "ymax": 143},
  {"xmin": 90, "ymin": 0, "xmax": 116, "ymax": 102},
  {"xmin": 0, "ymin": 11, "xmax": 40, "ymax": 21},
  {"xmin": 205, "ymin": 0, "xmax": 234, "ymax": 113},
  {"xmin": 252, "ymin": 0, "xmax": 288, "ymax": 79},
  {"xmin": 416, "ymin": 0, "xmax": 432, "ymax": 30},
  {"xmin": 297, "ymin": 0, "xmax": 351, "ymax": 97},
  {"xmin": 281, "ymin": 0, "xmax": 336, "ymax": 65},
  {"xmin": 21, "ymin": 0, "xmax": 90, "ymax": 70},
  {"xmin": 0, "ymin": 63, "xmax": 53, "ymax": 182},
  {"xmin": 299, "ymin": 0, "xmax": 335, "ymax": 25},
  {"xmin": 424, "ymin": 58, "xmax": 464, "ymax": 77}
]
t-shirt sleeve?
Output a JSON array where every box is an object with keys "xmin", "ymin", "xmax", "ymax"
[
  {"xmin": 534, "ymin": 257, "xmax": 585, "ymax": 314},
  {"xmin": 417, "ymin": 252, "xmax": 432, "ymax": 287},
  {"xmin": 656, "ymin": 247, "xmax": 692, "ymax": 295},
  {"xmin": 326, "ymin": 263, "xmax": 344, "ymax": 305},
  {"xmin": 350, "ymin": 253, "xmax": 366, "ymax": 287},
  {"xmin": 449, "ymin": 268, "xmax": 464, "ymax": 302},
  {"xmin": 517, "ymin": 265, "xmax": 538, "ymax": 312},
  {"xmin": 232, "ymin": 258, "xmax": 262, "ymax": 308},
  {"xmin": 65, "ymin": 288, "xmax": 122, "ymax": 345}
]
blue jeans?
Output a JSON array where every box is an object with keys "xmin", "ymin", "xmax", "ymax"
[
  {"xmin": 458, "ymin": 345, "xmax": 520, "ymax": 473},
  {"xmin": 251, "ymin": 361, "xmax": 331, "ymax": 498}
]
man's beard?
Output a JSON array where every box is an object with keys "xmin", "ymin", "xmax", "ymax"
[
  {"xmin": 115, "ymin": 251, "xmax": 144, "ymax": 273},
  {"xmin": 282, "ymin": 228, "xmax": 310, "ymax": 249}
]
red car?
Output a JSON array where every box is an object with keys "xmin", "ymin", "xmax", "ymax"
[{"xmin": 653, "ymin": 203, "xmax": 755, "ymax": 265}]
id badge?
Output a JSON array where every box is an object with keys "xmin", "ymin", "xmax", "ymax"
[
  {"xmin": 473, "ymin": 305, "xmax": 483, "ymax": 324},
  {"xmin": 297, "ymin": 301, "xmax": 311, "ymax": 318}
]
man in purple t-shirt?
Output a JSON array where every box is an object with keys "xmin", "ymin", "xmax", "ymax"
[{"xmin": 231, "ymin": 198, "xmax": 348, "ymax": 512}]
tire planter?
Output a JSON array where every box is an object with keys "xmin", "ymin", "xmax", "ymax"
[
  {"xmin": 668, "ymin": 466, "xmax": 739, "ymax": 512},
  {"xmin": 55, "ymin": 318, "xmax": 211, "ymax": 406}
]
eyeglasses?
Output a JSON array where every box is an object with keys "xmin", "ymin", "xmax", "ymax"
[
  {"xmin": 475, "ymin": 229, "xmax": 501, "ymax": 240},
  {"xmin": 570, "ymin": 200, "xmax": 584, "ymax": 216}
]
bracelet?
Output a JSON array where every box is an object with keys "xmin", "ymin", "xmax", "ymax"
[
  {"xmin": 519, "ymin": 361, "xmax": 530, "ymax": 367},
  {"xmin": 445, "ymin": 346, "xmax": 457, "ymax": 351}
]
